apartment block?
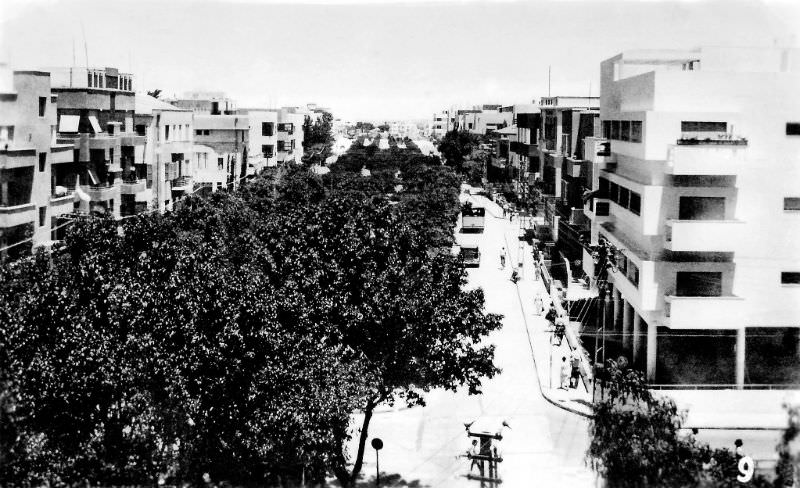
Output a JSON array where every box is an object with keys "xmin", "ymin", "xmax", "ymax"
[
  {"xmin": 236, "ymin": 108, "xmax": 278, "ymax": 172},
  {"xmin": 193, "ymin": 114, "xmax": 249, "ymax": 194},
  {"xmin": 51, "ymin": 66, "xmax": 146, "ymax": 219},
  {"xmin": 276, "ymin": 108, "xmax": 304, "ymax": 165},
  {"xmin": 0, "ymin": 66, "xmax": 73, "ymax": 259},
  {"xmin": 134, "ymin": 94, "xmax": 194, "ymax": 213},
  {"xmin": 432, "ymin": 109, "xmax": 456, "ymax": 138},
  {"xmin": 581, "ymin": 47, "xmax": 800, "ymax": 387}
]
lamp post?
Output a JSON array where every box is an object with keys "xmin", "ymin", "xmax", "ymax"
[{"xmin": 371, "ymin": 438, "xmax": 383, "ymax": 487}]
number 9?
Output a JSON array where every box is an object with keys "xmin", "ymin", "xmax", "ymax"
[{"xmin": 737, "ymin": 455, "xmax": 754, "ymax": 483}]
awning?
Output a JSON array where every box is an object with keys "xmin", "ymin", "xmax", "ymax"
[
  {"xmin": 59, "ymin": 115, "xmax": 80, "ymax": 133},
  {"xmin": 88, "ymin": 116, "xmax": 103, "ymax": 134}
]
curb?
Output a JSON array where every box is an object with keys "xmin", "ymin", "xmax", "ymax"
[{"xmin": 505, "ymin": 231, "xmax": 596, "ymax": 420}]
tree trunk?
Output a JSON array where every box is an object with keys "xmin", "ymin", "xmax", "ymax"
[{"xmin": 349, "ymin": 398, "xmax": 376, "ymax": 485}]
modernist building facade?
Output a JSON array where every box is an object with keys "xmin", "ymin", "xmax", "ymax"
[
  {"xmin": 580, "ymin": 47, "xmax": 800, "ymax": 387},
  {"xmin": 0, "ymin": 67, "xmax": 74, "ymax": 259},
  {"xmin": 237, "ymin": 108, "xmax": 278, "ymax": 173},
  {"xmin": 134, "ymin": 94, "xmax": 194, "ymax": 213},
  {"xmin": 51, "ymin": 66, "xmax": 146, "ymax": 219}
]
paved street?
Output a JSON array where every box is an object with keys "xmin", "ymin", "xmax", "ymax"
[{"xmin": 349, "ymin": 205, "xmax": 595, "ymax": 487}]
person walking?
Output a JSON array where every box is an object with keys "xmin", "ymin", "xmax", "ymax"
[
  {"xmin": 560, "ymin": 356, "xmax": 570, "ymax": 390},
  {"xmin": 500, "ymin": 248, "xmax": 506, "ymax": 269},
  {"xmin": 533, "ymin": 295, "xmax": 543, "ymax": 315},
  {"xmin": 734, "ymin": 439, "xmax": 745, "ymax": 459},
  {"xmin": 569, "ymin": 349, "xmax": 581, "ymax": 389}
]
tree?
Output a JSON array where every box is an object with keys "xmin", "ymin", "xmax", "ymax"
[
  {"xmin": 437, "ymin": 129, "xmax": 478, "ymax": 172},
  {"xmin": 587, "ymin": 359, "xmax": 773, "ymax": 487}
]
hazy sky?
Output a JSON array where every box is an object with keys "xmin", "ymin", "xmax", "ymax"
[{"xmin": 2, "ymin": 0, "xmax": 799, "ymax": 122}]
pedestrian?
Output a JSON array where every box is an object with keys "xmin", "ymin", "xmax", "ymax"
[
  {"xmin": 500, "ymin": 248, "xmax": 506, "ymax": 269},
  {"xmin": 533, "ymin": 295, "xmax": 543, "ymax": 315},
  {"xmin": 502, "ymin": 206, "xmax": 506, "ymax": 218},
  {"xmin": 560, "ymin": 356, "xmax": 570, "ymax": 390},
  {"xmin": 468, "ymin": 439, "xmax": 480, "ymax": 474},
  {"xmin": 554, "ymin": 317, "xmax": 566, "ymax": 346},
  {"xmin": 569, "ymin": 349, "xmax": 581, "ymax": 388},
  {"xmin": 734, "ymin": 439, "xmax": 744, "ymax": 459}
]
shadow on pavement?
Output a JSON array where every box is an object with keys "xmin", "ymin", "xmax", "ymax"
[{"xmin": 354, "ymin": 472, "xmax": 428, "ymax": 487}]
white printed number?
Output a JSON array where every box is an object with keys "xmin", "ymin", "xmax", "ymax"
[{"xmin": 737, "ymin": 456, "xmax": 754, "ymax": 483}]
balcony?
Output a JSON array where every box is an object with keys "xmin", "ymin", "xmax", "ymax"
[
  {"xmin": 50, "ymin": 192, "xmax": 75, "ymax": 213},
  {"xmin": 665, "ymin": 142, "xmax": 747, "ymax": 176},
  {"xmin": 664, "ymin": 219, "xmax": 744, "ymax": 252},
  {"xmin": 172, "ymin": 176, "xmax": 193, "ymax": 192},
  {"xmin": 83, "ymin": 184, "xmax": 118, "ymax": 202},
  {"xmin": 564, "ymin": 157, "xmax": 582, "ymax": 178},
  {"xmin": 662, "ymin": 295, "xmax": 746, "ymax": 329},
  {"xmin": 0, "ymin": 202, "xmax": 36, "ymax": 227},
  {"xmin": 121, "ymin": 178, "xmax": 146, "ymax": 194}
]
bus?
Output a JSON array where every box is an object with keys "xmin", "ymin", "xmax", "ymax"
[{"xmin": 461, "ymin": 206, "xmax": 486, "ymax": 233}]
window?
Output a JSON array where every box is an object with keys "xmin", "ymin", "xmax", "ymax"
[
  {"xmin": 629, "ymin": 192, "xmax": 641, "ymax": 215},
  {"xmin": 39, "ymin": 207, "xmax": 46, "ymax": 227},
  {"xmin": 681, "ymin": 121, "xmax": 727, "ymax": 132},
  {"xmin": 609, "ymin": 182, "xmax": 619, "ymax": 203},
  {"xmin": 631, "ymin": 121, "xmax": 642, "ymax": 143},
  {"xmin": 165, "ymin": 125, "xmax": 170, "ymax": 141},
  {"xmin": 218, "ymin": 157, "xmax": 224, "ymax": 170},
  {"xmin": 39, "ymin": 152, "xmax": 46, "ymax": 172},
  {"xmin": 277, "ymin": 141, "xmax": 286, "ymax": 152},
  {"xmin": 628, "ymin": 261, "xmax": 639, "ymax": 287},
  {"xmin": 262, "ymin": 144, "xmax": 274, "ymax": 158},
  {"xmin": 603, "ymin": 120, "xmax": 611, "ymax": 139},
  {"xmin": 262, "ymin": 122, "xmax": 274, "ymax": 136},
  {"xmin": 136, "ymin": 125, "xmax": 146, "ymax": 136},
  {"xmin": 676, "ymin": 272, "xmax": 722, "ymax": 297},
  {"xmin": 598, "ymin": 177, "xmax": 609, "ymax": 198},
  {"xmin": 620, "ymin": 121, "xmax": 630, "ymax": 142},
  {"xmin": 196, "ymin": 129, "xmax": 203, "ymax": 136},
  {"xmin": 679, "ymin": 196, "xmax": 725, "ymax": 220},
  {"xmin": 0, "ymin": 125, "xmax": 14, "ymax": 141},
  {"xmin": 38, "ymin": 97, "xmax": 46, "ymax": 117},
  {"xmin": 611, "ymin": 120, "xmax": 620, "ymax": 140},
  {"xmin": 619, "ymin": 187, "xmax": 630, "ymax": 208},
  {"xmin": 595, "ymin": 201, "xmax": 610, "ymax": 216},
  {"xmin": 784, "ymin": 197, "xmax": 800, "ymax": 211},
  {"xmin": 781, "ymin": 272, "xmax": 800, "ymax": 285},
  {"xmin": 787, "ymin": 123, "xmax": 800, "ymax": 136}
]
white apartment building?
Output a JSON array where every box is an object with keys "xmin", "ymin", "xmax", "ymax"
[
  {"xmin": 432, "ymin": 109, "xmax": 455, "ymax": 138},
  {"xmin": 584, "ymin": 46, "xmax": 800, "ymax": 387},
  {"xmin": 134, "ymin": 94, "xmax": 194, "ymax": 212},
  {"xmin": 276, "ymin": 108, "xmax": 304, "ymax": 165},
  {"xmin": 237, "ymin": 108, "xmax": 278, "ymax": 172},
  {"xmin": 192, "ymin": 114, "xmax": 249, "ymax": 193}
]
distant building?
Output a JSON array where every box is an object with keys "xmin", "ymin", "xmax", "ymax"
[
  {"xmin": 51, "ymin": 66, "xmax": 147, "ymax": 219},
  {"xmin": 276, "ymin": 108, "xmax": 304, "ymax": 165},
  {"xmin": 134, "ymin": 94, "xmax": 194, "ymax": 213},
  {"xmin": 167, "ymin": 91, "xmax": 236, "ymax": 115},
  {"xmin": 0, "ymin": 67, "xmax": 74, "ymax": 259},
  {"xmin": 193, "ymin": 114, "xmax": 249, "ymax": 193},
  {"xmin": 236, "ymin": 108, "xmax": 278, "ymax": 172}
]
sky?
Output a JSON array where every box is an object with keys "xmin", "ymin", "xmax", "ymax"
[{"xmin": 2, "ymin": 0, "xmax": 799, "ymax": 122}]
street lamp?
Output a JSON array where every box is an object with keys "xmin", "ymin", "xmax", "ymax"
[{"xmin": 371, "ymin": 438, "xmax": 384, "ymax": 487}]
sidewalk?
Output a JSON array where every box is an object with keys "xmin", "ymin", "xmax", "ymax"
[{"xmin": 501, "ymin": 227, "xmax": 595, "ymax": 418}]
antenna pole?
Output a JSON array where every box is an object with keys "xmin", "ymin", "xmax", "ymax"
[
  {"xmin": 548, "ymin": 65, "xmax": 551, "ymax": 97},
  {"xmin": 80, "ymin": 22, "xmax": 89, "ymax": 70}
]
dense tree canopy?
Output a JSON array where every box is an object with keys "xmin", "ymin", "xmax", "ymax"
[
  {"xmin": 587, "ymin": 359, "xmax": 776, "ymax": 488},
  {"xmin": 0, "ymin": 136, "xmax": 501, "ymax": 487}
]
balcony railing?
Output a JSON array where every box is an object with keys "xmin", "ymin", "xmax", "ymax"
[
  {"xmin": 666, "ymin": 143, "xmax": 747, "ymax": 176},
  {"xmin": 121, "ymin": 178, "xmax": 147, "ymax": 194},
  {"xmin": 172, "ymin": 176, "xmax": 193, "ymax": 192},
  {"xmin": 663, "ymin": 295, "xmax": 745, "ymax": 329},
  {"xmin": 664, "ymin": 219, "xmax": 743, "ymax": 252},
  {"xmin": 0, "ymin": 202, "xmax": 36, "ymax": 227}
]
